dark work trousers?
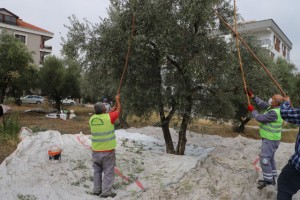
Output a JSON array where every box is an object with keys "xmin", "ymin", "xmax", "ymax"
[
  {"xmin": 92, "ymin": 150, "xmax": 116, "ymax": 195},
  {"xmin": 260, "ymin": 138, "xmax": 280, "ymax": 182},
  {"xmin": 277, "ymin": 163, "xmax": 300, "ymax": 200}
]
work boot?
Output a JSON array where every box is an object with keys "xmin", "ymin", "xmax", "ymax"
[
  {"xmin": 257, "ymin": 180, "xmax": 273, "ymax": 190},
  {"xmin": 258, "ymin": 179, "xmax": 276, "ymax": 185},
  {"xmin": 100, "ymin": 193, "xmax": 117, "ymax": 198},
  {"xmin": 92, "ymin": 191, "xmax": 102, "ymax": 196}
]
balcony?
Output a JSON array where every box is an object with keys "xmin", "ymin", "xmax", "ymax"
[{"xmin": 40, "ymin": 45, "xmax": 52, "ymax": 54}]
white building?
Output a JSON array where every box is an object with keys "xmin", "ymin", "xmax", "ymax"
[
  {"xmin": 236, "ymin": 19, "xmax": 292, "ymax": 62},
  {"xmin": 0, "ymin": 8, "xmax": 54, "ymax": 66}
]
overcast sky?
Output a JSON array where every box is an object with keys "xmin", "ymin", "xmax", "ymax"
[{"xmin": 2, "ymin": 0, "xmax": 300, "ymax": 68}]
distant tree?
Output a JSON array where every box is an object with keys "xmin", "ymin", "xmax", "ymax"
[
  {"xmin": 0, "ymin": 32, "xmax": 35, "ymax": 103},
  {"xmin": 10, "ymin": 66, "xmax": 40, "ymax": 105},
  {"xmin": 39, "ymin": 56, "xmax": 81, "ymax": 110}
]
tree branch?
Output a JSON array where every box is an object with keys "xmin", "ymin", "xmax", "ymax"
[
  {"xmin": 166, "ymin": 55, "xmax": 185, "ymax": 76},
  {"xmin": 165, "ymin": 98, "xmax": 176, "ymax": 122},
  {"xmin": 192, "ymin": 85, "xmax": 216, "ymax": 95}
]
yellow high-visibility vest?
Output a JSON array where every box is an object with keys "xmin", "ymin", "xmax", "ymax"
[
  {"xmin": 259, "ymin": 107, "xmax": 283, "ymax": 140},
  {"xmin": 89, "ymin": 113, "xmax": 116, "ymax": 151}
]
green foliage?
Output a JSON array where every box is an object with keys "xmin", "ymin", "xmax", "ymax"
[
  {"xmin": 62, "ymin": 0, "xmax": 237, "ymax": 118},
  {"xmin": 39, "ymin": 56, "xmax": 81, "ymax": 110},
  {"xmin": 62, "ymin": 0, "xmax": 300, "ymax": 151},
  {"xmin": 0, "ymin": 31, "xmax": 35, "ymax": 103},
  {"xmin": 0, "ymin": 114, "xmax": 20, "ymax": 140}
]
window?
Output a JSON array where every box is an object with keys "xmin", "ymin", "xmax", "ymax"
[
  {"xmin": 40, "ymin": 37, "xmax": 45, "ymax": 48},
  {"xmin": 15, "ymin": 34, "xmax": 26, "ymax": 44},
  {"xmin": 282, "ymin": 44, "xmax": 287, "ymax": 57},
  {"xmin": 0, "ymin": 14, "xmax": 4, "ymax": 23},
  {"xmin": 274, "ymin": 35, "xmax": 281, "ymax": 52},
  {"xmin": 4, "ymin": 15, "xmax": 16, "ymax": 25},
  {"xmin": 40, "ymin": 53, "xmax": 45, "ymax": 64}
]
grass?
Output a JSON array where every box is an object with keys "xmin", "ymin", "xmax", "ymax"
[
  {"xmin": 0, "ymin": 102, "xmax": 299, "ymax": 164},
  {"xmin": 0, "ymin": 113, "xmax": 21, "ymax": 163}
]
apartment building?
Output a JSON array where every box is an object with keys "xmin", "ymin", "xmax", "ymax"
[
  {"xmin": 237, "ymin": 19, "xmax": 292, "ymax": 62},
  {"xmin": 0, "ymin": 8, "xmax": 54, "ymax": 65}
]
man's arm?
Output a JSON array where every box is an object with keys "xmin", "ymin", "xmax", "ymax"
[
  {"xmin": 251, "ymin": 110, "xmax": 278, "ymax": 123},
  {"xmin": 280, "ymin": 100, "xmax": 300, "ymax": 126},
  {"xmin": 252, "ymin": 96, "xmax": 269, "ymax": 110},
  {"xmin": 115, "ymin": 95, "xmax": 121, "ymax": 114}
]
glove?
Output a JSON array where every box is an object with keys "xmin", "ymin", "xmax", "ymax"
[
  {"xmin": 247, "ymin": 104, "xmax": 255, "ymax": 112},
  {"xmin": 246, "ymin": 89, "xmax": 254, "ymax": 97}
]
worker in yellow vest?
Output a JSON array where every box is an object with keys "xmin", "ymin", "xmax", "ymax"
[
  {"xmin": 89, "ymin": 94, "xmax": 121, "ymax": 198},
  {"xmin": 247, "ymin": 89, "xmax": 283, "ymax": 190}
]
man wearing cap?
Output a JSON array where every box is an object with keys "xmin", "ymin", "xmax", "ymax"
[
  {"xmin": 246, "ymin": 89, "xmax": 283, "ymax": 190},
  {"xmin": 89, "ymin": 94, "xmax": 121, "ymax": 198}
]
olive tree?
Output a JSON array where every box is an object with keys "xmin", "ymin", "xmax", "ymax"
[
  {"xmin": 39, "ymin": 56, "xmax": 81, "ymax": 110},
  {"xmin": 62, "ymin": 0, "xmax": 295, "ymax": 154}
]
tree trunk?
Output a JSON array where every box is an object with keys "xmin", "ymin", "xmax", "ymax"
[
  {"xmin": 161, "ymin": 117, "xmax": 175, "ymax": 154},
  {"xmin": 235, "ymin": 117, "xmax": 251, "ymax": 133},
  {"xmin": 119, "ymin": 111, "xmax": 129, "ymax": 128},
  {"xmin": 159, "ymin": 98, "xmax": 175, "ymax": 154},
  {"xmin": 55, "ymin": 100, "xmax": 61, "ymax": 111},
  {"xmin": 176, "ymin": 94, "xmax": 192, "ymax": 155},
  {"xmin": 0, "ymin": 87, "xmax": 6, "ymax": 103}
]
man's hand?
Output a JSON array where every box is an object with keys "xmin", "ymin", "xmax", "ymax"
[
  {"xmin": 246, "ymin": 89, "xmax": 254, "ymax": 98},
  {"xmin": 115, "ymin": 94, "xmax": 120, "ymax": 102},
  {"xmin": 283, "ymin": 96, "xmax": 290, "ymax": 102},
  {"xmin": 247, "ymin": 104, "xmax": 255, "ymax": 112}
]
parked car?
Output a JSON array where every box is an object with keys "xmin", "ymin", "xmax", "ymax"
[
  {"xmin": 61, "ymin": 98, "xmax": 75, "ymax": 105},
  {"xmin": 20, "ymin": 95, "xmax": 44, "ymax": 104}
]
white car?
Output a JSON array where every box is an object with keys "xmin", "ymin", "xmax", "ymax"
[
  {"xmin": 20, "ymin": 95, "xmax": 44, "ymax": 104},
  {"xmin": 61, "ymin": 99, "xmax": 75, "ymax": 105}
]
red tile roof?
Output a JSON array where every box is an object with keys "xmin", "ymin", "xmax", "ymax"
[{"xmin": 17, "ymin": 19, "xmax": 53, "ymax": 34}]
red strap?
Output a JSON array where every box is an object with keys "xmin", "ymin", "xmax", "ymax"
[
  {"xmin": 76, "ymin": 134, "xmax": 145, "ymax": 192},
  {"xmin": 76, "ymin": 135, "xmax": 91, "ymax": 149},
  {"xmin": 134, "ymin": 179, "xmax": 145, "ymax": 191},
  {"xmin": 252, "ymin": 156, "xmax": 261, "ymax": 171},
  {"xmin": 114, "ymin": 167, "xmax": 145, "ymax": 191}
]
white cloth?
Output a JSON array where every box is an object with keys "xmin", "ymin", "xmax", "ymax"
[{"xmin": 1, "ymin": 104, "xmax": 11, "ymax": 114}]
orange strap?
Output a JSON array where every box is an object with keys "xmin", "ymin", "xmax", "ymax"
[
  {"xmin": 117, "ymin": 15, "xmax": 135, "ymax": 95},
  {"xmin": 233, "ymin": 0, "xmax": 250, "ymax": 105},
  {"xmin": 214, "ymin": 10, "xmax": 286, "ymax": 97}
]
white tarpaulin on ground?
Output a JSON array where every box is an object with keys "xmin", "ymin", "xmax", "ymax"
[{"xmin": 0, "ymin": 126, "xmax": 300, "ymax": 200}]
